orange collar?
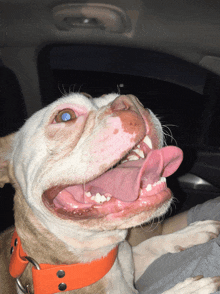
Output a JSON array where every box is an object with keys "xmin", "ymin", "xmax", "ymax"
[{"xmin": 9, "ymin": 230, "xmax": 118, "ymax": 293}]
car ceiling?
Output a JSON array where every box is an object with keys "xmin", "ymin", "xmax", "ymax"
[{"xmin": 1, "ymin": 0, "xmax": 220, "ymax": 115}]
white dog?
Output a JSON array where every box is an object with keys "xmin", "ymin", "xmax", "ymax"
[{"xmin": 0, "ymin": 93, "xmax": 220, "ymax": 294}]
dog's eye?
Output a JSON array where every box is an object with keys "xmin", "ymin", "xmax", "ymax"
[{"xmin": 55, "ymin": 109, "xmax": 77, "ymax": 123}]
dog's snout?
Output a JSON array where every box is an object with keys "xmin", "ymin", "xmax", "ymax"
[{"xmin": 110, "ymin": 95, "xmax": 134, "ymax": 112}]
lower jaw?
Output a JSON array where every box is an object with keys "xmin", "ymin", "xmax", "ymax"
[{"xmin": 43, "ymin": 188, "xmax": 172, "ymax": 222}]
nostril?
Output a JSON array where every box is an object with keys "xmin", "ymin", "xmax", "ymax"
[{"xmin": 111, "ymin": 95, "xmax": 132, "ymax": 112}]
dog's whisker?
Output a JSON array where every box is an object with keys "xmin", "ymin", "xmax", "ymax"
[
  {"xmin": 77, "ymin": 84, "xmax": 84, "ymax": 93},
  {"xmin": 116, "ymin": 84, "xmax": 121, "ymax": 95},
  {"xmin": 162, "ymin": 124, "xmax": 178, "ymax": 146},
  {"xmin": 68, "ymin": 84, "xmax": 76, "ymax": 94},
  {"xmin": 171, "ymin": 196, "xmax": 179, "ymax": 210},
  {"xmin": 163, "ymin": 132, "xmax": 177, "ymax": 146},
  {"xmin": 58, "ymin": 83, "xmax": 68, "ymax": 96},
  {"xmin": 164, "ymin": 197, "xmax": 178, "ymax": 218}
]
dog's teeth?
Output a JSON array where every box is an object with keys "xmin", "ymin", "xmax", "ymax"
[
  {"xmin": 143, "ymin": 136, "xmax": 153, "ymax": 149},
  {"xmin": 121, "ymin": 159, "xmax": 128, "ymax": 163},
  {"xmin": 101, "ymin": 195, "xmax": 107, "ymax": 202},
  {"xmin": 95, "ymin": 193, "xmax": 103, "ymax": 203},
  {"xmin": 137, "ymin": 144, "xmax": 140, "ymax": 148},
  {"xmin": 85, "ymin": 192, "xmax": 91, "ymax": 197},
  {"xmin": 146, "ymin": 184, "xmax": 152, "ymax": 191},
  {"xmin": 143, "ymin": 177, "xmax": 167, "ymax": 193},
  {"xmin": 127, "ymin": 155, "xmax": 139, "ymax": 161},
  {"xmin": 154, "ymin": 177, "xmax": 167, "ymax": 186},
  {"xmin": 161, "ymin": 177, "xmax": 166, "ymax": 183},
  {"xmin": 133, "ymin": 148, "xmax": 144, "ymax": 158},
  {"xmin": 90, "ymin": 193, "xmax": 111, "ymax": 204}
]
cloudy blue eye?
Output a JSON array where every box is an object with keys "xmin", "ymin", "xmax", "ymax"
[
  {"xmin": 61, "ymin": 112, "xmax": 71, "ymax": 121},
  {"xmin": 55, "ymin": 108, "xmax": 77, "ymax": 123}
]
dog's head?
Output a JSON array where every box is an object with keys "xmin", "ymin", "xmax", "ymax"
[{"xmin": 0, "ymin": 93, "xmax": 182, "ymax": 234}]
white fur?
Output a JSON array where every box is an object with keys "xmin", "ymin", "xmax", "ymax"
[{"xmin": 11, "ymin": 93, "xmax": 165, "ymax": 250}]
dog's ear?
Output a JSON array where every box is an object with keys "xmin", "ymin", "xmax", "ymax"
[
  {"xmin": 0, "ymin": 133, "xmax": 16, "ymax": 187},
  {"xmin": 80, "ymin": 92, "xmax": 92, "ymax": 99}
]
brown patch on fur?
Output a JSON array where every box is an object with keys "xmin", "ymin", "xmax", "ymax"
[
  {"xmin": 100, "ymin": 94, "xmax": 108, "ymax": 98},
  {"xmin": 119, "ymin": 111, "xmax": 144, "ymax": 137},
  {"xmin": 0, "ymin": 134, "xmax": 16, "ymax": 187},
  {"xmin": 97, "ymin": 95, "xmax": 145, "ymax": 142},
  {"xmin": 80, "ymin": 93, "xmax": 93, "ymax": 99},
  {"xmin": 0, "ymin": 227, "xmax": 17, "ymax": 293}
]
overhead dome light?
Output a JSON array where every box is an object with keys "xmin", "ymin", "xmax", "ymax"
[{"xmin": 53, "ymin": 3, "xmax": 130, "ymax": 33}]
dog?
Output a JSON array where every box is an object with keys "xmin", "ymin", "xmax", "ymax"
[{"xmin": 0, "ymin": 93, "xmax": 220, "ymax": 294}]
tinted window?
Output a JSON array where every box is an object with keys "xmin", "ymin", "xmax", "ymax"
[
  {"xmin": 49, "ymin": 69, "xmax": 206, "ymax": 148},
  {"xmin": 0, "ymin": 67, "xmax": 27, "ymax": 136},
  {"xmin": 37, "ymin": 44, "xmax": 215, "ymax": 150}
]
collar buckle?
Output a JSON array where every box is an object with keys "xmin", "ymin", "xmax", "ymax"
[{"xmin": 16, "ymin": 256, "xmax": 40, "ymax": 293}]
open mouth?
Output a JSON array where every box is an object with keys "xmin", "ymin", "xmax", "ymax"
[{"xmin": 42, "ymin": 134, "xmax": 183, "ymax": 221}]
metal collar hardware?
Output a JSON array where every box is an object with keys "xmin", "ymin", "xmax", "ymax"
[
  {"xmin": 16, "ymin": 256, "xmax": 40, "ymax": 293},
  {"xmin": 9, "ymin": 230, "xmax": 118, "ymax": 294}
]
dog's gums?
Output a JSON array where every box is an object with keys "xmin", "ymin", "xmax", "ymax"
[{"xmin": 42, "ymin": 133, "xmax": 183, "ymax": 221}]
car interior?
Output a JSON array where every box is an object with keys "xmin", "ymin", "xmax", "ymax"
[{"xmin": 1, "ymin": 0, "xmax": 220, "ymax": 233}]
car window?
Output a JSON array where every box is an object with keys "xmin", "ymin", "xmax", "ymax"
[
  {"xmin": 37, "ymin": 44, "xmax": 214, "ymax": 150},
  {"xmin": 0, "ymin": 67, "xmax": 27, "ymax": 137}
]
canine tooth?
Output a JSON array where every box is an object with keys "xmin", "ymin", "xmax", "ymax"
[
  {"xmin": 127, "ymin": 155, "xmax": 139, "ymax": 161},
  {"xmin": 133, "ymin": 149, "xmax": 144, "ymax": 158},
  {"xmin": 143, "ymin": 136, "xmax": 153, "ymax": 149},
  {"xmin": 137, "ymin": 144, "xmax": 140, "ymax": 148},
  {"xmin": 106, "ymin": 196, "xmax": 111, "ymax": 201},
  {"xmin": 91, "ymin": 196, "xmax": 95, "ymax": 200},
  {"xmin": 121, "ymin": 160, "xmax": 128, "ymax": 163}
]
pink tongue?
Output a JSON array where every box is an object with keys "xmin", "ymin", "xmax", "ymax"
[{"xmin": 66, "ymin": 146, "xmax": 183, "ymax": 203}]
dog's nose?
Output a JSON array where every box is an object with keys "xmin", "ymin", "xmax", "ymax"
[{"xmin": 110, "ymin": 95, "xmax": 135, "ymax": 112}]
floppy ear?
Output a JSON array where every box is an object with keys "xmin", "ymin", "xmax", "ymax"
[
  {"xmin": 80, "ymin": 92, "xmax": 93, "ymax": 99},
  {"xmin": 0, "ymin": 133, "xmax": 16, "ymax": 187}
]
